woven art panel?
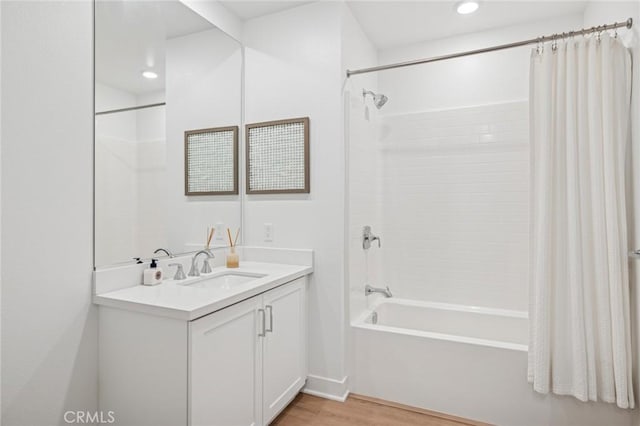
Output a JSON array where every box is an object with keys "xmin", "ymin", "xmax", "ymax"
[
  {"xmin": 185, "ymin": 126, "xmax": 238, "ymax": 195},
  {"xmin": 246, "ymin": 118, "xmax": 309, "ymax": 194}
]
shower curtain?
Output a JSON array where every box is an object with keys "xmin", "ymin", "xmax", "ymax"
[{"xmin": 528, "ymin": 33, "xmax": 634, "ymax": 409}]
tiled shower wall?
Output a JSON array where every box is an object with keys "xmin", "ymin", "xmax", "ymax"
[{"xmin": 379, "ymin": 101, "xmax": 529, "ymax": 310}]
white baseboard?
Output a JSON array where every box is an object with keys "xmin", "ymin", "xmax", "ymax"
[{"xmin": 302, "ymin": 374, "xmax": 350, "ymax": 402}]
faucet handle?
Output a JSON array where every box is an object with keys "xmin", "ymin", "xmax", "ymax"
[
  {"xmin": 201, "ymin": 258, "xmax": 213, "ymax": 274},
  {"xmin": 169, "ymin": 263, "xmax": 187, "ymax": 280},
  {"xmin": 362, "ymin": 225, "xmax": 381, "ymax": 250},
  {"xmin": 188, "ymin": 261, "xmax": 200, "ymax": 277}
]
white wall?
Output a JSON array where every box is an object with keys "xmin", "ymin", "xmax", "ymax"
[
  {"xmin": 166, "ymin": 28, "xmax": 242, "ymax": 253},
  {"xmin": 243, "ymin": 2, "xmax": 348, "ymax": 398},
  {"xmin": 1, "ymin": 1, "xmax": 97, "ymax": 425},
  {"xmin": 378, "ymin": 14, "xmax": 583, "ymax": 114},
  {"xmin": 368, "ymin": 14, "xmax": 582, "ymax": 311},
  {"xmin": 379, "ymin": 101, "xmax": 529, "ymax": 309}
]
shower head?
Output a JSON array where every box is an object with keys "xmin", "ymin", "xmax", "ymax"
[{"xmin": 363, "ymin": 89, "xmax": 388, "ymax": 109}]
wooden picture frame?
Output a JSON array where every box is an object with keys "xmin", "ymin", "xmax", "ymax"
[
  {"xmin": 246, "ymin": 117, "xmax": 310, "ymax": 194},
  {"xmin": 184, "ymin": 126, "xmax": 239, "ymax": 196}
]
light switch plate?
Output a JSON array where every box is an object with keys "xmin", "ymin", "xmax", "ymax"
[
  {"xmin": 215, "ymin": 222, "xmax": 225, "ymax": 240},
  {"xmin": 264, "ymin": 223, "xmax": 274, "ymax": 242}
]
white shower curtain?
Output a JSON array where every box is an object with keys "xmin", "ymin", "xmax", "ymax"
[{"xmin": 528, "ymin": 33, "xmax": 634, "ymax": 409}]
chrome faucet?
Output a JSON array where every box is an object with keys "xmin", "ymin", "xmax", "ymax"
[
  {"xmin": 168, "ymin": 263, "xmax": 187, "ymax": 280},
  {"xmin": 365, "ymin": 284, "xmax": 392, "ymax": 298},
  {"xmin": 362, "ymin": 226, "xmax": 381, "ymax": 250},
  {"xmin": 154, "ymin": 248, "xmax": 174, "ymax": 258},
  {"xmin": 189, "ymin": 250, "xmax": 214, "ymax": 277}
]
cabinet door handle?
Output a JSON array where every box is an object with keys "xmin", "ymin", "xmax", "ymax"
[
  {"xmin": 258, "ymin": 309, "xmax": 266, "ymax": 337},
  {"xmin": 265, "ymin": 305, "xmax": 273, "ymax": 333}
]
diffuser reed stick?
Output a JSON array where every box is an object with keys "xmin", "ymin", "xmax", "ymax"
[
  {"xmin": 227, "ymin": 228, "xmax": 233, "ymax": 247},
  {"xmin": 233, "ymin": 228, "xmax": 240, "ymax": 247},
  {"xmin": 206, "ymin": 227, "xmax": 215, "ymax": 249}
]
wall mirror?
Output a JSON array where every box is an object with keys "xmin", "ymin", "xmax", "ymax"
[{"xmin": 94, "ymin": 0, "xmax": 242, "ymax": 268}]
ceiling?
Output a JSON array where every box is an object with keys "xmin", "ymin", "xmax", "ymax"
[
  {"xmin": 220, "ymin": 1, "xmax": 588, "ymax": 49},
  {"xmin": 220, "ymin": 1, "xmax": 312, "ymax": 20},
  {"xmin": 95, "ymin": 1, "xmax": 214, "ymax": 96},
  {"xmin": 347, "ymin": 1, "xmax": 589, "ymax": 49},
  {"xmin": 96, "ymin": 1, "xmax": 591, "ymax": 96}
]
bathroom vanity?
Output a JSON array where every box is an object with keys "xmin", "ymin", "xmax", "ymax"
[{"xmin": 94, "ymin": 249, "xmax": 312, "ymax": 426}]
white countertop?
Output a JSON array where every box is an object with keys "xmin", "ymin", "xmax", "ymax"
[{"xmin": 93, "ymin": 261, "xmax": 312, "ymax": 321}]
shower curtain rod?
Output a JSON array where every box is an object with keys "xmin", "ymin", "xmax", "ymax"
[{"xmin": 346, "ymin": 18, "xmax": 633, "ymax": 77}]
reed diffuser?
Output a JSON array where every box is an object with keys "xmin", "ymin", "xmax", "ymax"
[
  {"xmin": 226, "ymin": 228, "xmax": 240, "ymax": 268},
  {"xmin": 205, "ymin": 227, "xmax": 215, "ymax": 250}
]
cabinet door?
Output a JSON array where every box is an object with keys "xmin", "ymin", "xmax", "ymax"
[
  {"xmin": 262, "ymin": 278, "xmax": 307, "ymax": 424},
  {"xmin": 189, "ymin": 296, "xmax": 263, "ymax": 426}
]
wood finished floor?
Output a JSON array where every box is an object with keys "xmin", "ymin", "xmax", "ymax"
[{"xmin": 271, "ymin": 393, "xmax": 475, "ymax": 426}]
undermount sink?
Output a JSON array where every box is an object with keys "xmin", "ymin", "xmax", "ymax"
[{"xmin": 183, "ymin": 271, "xmax": 267, "ymax": 290}]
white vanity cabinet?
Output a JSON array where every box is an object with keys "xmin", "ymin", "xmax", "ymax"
[
  {"xmin": 260, "ymin": 281, "xmax": 307, "ymax": 423},
  {"xmin": 99, "ymin": 277, "xmax": 307, "ymax": 426},
  {"xmin": 189, "ymin": 295, "xmax": 263, "ymax": 426},
  {"xmin": 189, "ymin": 278, "xmax": 307, "ymax": 426}
]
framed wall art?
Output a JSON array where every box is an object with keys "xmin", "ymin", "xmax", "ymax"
[
  {"xmin": 246, "ymin": 117, "xmax": 310, "ymax": 194},
  {"xmin": 184, "ymin": 126, "xmax": 239, "ymax": 196}
]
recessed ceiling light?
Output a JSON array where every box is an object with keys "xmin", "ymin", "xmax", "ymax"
[
  {"xmin": 456, "ymin": 1, "xmax": 479, "ymax": 14},
  {"xmin": 142, "ymin": 70, "xmax": 158, "ymax": 79}
]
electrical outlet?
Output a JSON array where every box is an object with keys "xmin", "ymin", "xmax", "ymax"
[
  {"xmin": 264, "ymin": 223, "xmax": 274, "ymax": 242},
  {"xmin": 215, "ymin": 222, "xmax": 224, "ymax": 240}
]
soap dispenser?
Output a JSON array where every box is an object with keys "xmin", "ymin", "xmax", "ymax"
[{"xmin": 143, "ymin": 259, "xmax": 163, "ymax": 286}]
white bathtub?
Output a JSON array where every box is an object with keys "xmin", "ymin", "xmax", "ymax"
[
  {"xmin": 361, "ymin": 298, "xmax": 527, "ymax": 350},
  {"xmin": 351, "ymin": 298, "xmax": 634, "ymax": 426}
]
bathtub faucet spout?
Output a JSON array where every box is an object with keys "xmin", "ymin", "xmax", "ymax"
[{"xmin": 365, "ymin": 284, "xmax": 393, "ymax": 298}]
